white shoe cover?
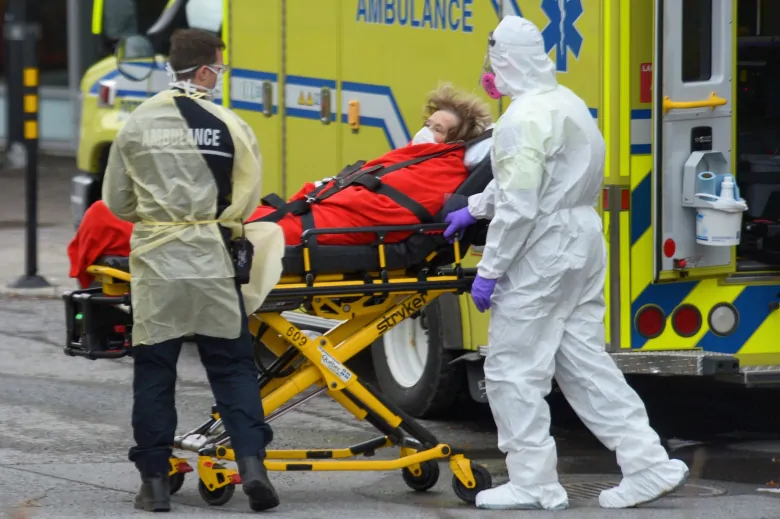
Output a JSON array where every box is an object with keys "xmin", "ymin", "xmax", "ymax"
[
  {"xmin": 599, "ymin": 459, "xmax": 690, "ymax": 508},
  {"xmin": 475, "ymin": 481, "xmax": 569, "ymax": 511}
]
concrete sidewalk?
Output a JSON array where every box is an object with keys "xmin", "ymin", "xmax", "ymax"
[{"xmin": 0, "ymin": 156, "xmax": 81, "ymax": 298}]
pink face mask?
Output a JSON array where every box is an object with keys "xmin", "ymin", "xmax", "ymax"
[{"xmin": 481, "ymin": 72, "xmax": 502, "ymax": 100}]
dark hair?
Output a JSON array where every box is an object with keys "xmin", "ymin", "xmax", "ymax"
[{"xmin": 168, "ymin": 28, "xmax": 225, "ymax": 79}]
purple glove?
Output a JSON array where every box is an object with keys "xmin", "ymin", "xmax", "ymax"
[
  {"xmin": 443, "ymin": 207, "xmax": 477, "ymax": 243},
  {"xmin": 471, "ymin": 274, "xmax": 498, "ymax": 312}
]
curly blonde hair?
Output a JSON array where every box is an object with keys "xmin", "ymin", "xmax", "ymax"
[{"xmin": 423, "ymin": 82, "xmax": 493, "ymax": 142}]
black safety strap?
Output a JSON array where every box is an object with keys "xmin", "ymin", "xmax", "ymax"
[
  {"xmin": 350, "ymin": 175, "xmax": 434, "ymax": 224},
  {"xmin": 261, "ymin": 193, "xmax": 286, "ymax": 209}
]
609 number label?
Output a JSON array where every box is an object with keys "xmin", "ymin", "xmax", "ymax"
[{"xmin": 286, "ymin": 327, "xmax": 308, "ymax": 345}]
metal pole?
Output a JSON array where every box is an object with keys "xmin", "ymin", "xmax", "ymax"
[
  {"xmin": 9, "ymin": 21, "xmax": 49, "ymax": 289},
  {"xmin": 4, "ymin": 0, "xmax": 26, "ymax": 167}
]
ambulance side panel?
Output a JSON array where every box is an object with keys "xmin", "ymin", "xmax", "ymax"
[
  {"xmin": 228, "ymin": 0, "xmax": 283, "ymax": 197},
  {"xmin": 284, "ymin": 2, "xmax": 342, "ymax": 197}
]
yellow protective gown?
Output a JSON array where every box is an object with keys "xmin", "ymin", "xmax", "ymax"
[{"xmin": 102, "ymin": 88, "xmax": 284, "ymax": 346}]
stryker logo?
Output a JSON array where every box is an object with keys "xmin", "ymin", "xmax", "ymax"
[
  {"xmin": 142, "ymin": 128, "xmax": 222, "ymax": 147},
  {"xmin": 376, "ymin": 294, "xmax": 428, "ymax": 335}
]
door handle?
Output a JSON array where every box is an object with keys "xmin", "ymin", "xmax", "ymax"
[
  {"xmin": 663, "ymin": 92, "xmax": 726, "ymax": 115},
  {"xmin": 261, "ymin": 80, "xmax": 273, "ymax": 117},
  {"xmin": 320, "ymin": 87, "xmax": 331, "ymax": 125}
]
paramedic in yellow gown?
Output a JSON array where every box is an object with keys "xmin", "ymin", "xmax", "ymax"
[{"xmin": 102, "ymin": 28, "xmax": 283, "ymax": 514}]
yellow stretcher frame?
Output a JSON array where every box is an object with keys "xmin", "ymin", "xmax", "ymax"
[{"xmin": 65, "ymin": 223, "xmax": 492, "ymax": 507}]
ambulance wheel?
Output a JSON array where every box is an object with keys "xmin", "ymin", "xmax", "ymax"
[
  {"xmin": 169, "ymin": 472, "xmax": 185, "ymax": 495},
  {"xmin": 402, "ymin": 460, "xmax": 440, "ymax": 492},
  {"xmin": 197, "ymin": 480, "xmax": 235, "ymax": 506},
  {"xmin": 452, "ymin": 463, "xmax": 492, "ymax": 504},
  {"xmin": 371, "ymin": 297, "xmax": 467, "ymax": 419}
]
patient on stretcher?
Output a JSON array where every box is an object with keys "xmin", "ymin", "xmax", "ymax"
[{"xmin": 67, "ymin": 83, "xmax": 494, "ymax": 288}]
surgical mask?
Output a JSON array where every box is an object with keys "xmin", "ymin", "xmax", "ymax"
[
  {"xmin": 166, "ymin": 62, "xmax": 224, "ymax": 100},
  {"xmin": 412, "ymin": 126, "xmax": 437, "ymax": 145}
]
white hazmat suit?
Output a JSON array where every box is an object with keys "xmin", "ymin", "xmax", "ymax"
[{"xmin": 468, "ymin": 16, "xmax": 689, "ymax": 510}]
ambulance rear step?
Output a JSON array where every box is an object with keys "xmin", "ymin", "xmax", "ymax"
[
  {"xmin": 717, "ymin": 365, "xmax": 780, "ymax": 388},
  {"xmin": 474, "ymin": 347, "xmax": 740, "ymax": 377}
]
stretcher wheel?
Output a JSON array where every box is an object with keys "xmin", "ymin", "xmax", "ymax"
[
  {"xmin": 402, "ymin": 460, "xmax": 440, "ymax": 492},
  {"xmin": 197, "ymin": 479, "xmax": 235, "ymax": 506},
  {"xmin": 169, "ymin": 472, "xmax": 185, "ymax": 495},
  {"xmin": 451, "ymin": 462, "xmax": 492, "ymax": 504}
]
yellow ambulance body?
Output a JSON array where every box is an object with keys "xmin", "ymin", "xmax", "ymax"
[{"xmin": 74, "ymin": 0, "xmax": 780, "ymax": 418}]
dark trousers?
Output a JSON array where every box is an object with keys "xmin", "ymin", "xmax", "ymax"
[{"xmin": 127, "ymin": 294, "xmax": 272, "ymax": 476}]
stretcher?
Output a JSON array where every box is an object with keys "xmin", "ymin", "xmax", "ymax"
[{"xmin": 61, "ymin": 159, "xmax": 496, "ymax": 507}]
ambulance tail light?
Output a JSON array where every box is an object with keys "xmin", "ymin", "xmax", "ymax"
[
  {"xmin": 671, "ymin": 304, "xmax": 702, "ymax": 337},
  {"xmin": 635, "ymin": 305, "xmax": 665, "ymax": 339},
  {"xmin": 97, "ymin": 80, "xmax": 116, "ymax": 108},
  {"xmin": 707, "ymin": 303, "xmax": 739, "ymax": 337}
]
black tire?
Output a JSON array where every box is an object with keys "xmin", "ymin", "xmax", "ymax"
[
  {"xmin": 169, "ymin": 472, "xmax": 185, "ymax": 495},
  {"xmin": 371, "ymin": 296, "xmax": 468, "ymax": 419},
  {"xmin": 452, "ymin": 462, "xmax": 492, "ymax": 504},
  {"xmin": 401, "ymin": 460, "xmax": 440, "ymax": 492},
  {"xmin": 197, "ymin": 479, "xmax": 235, "ymax": 506}
]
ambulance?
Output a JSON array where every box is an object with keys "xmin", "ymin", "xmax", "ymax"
[{"xmin": 72, "ymin": 0, "xmax": 780, "ymax": 419}]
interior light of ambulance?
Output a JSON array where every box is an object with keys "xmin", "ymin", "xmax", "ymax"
[
  {"xmin": 671, "ymin": 304, "xmax": 702, "ymax": 338},
  {"xmin": 635, "ymin": 305, "xmax": 665, "ymax": 339},
  {"xmin": 707, "ymin": 303, "xmax": 739, "ymax": 337}
]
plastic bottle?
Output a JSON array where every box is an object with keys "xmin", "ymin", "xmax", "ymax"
[{"xmin": 720, "ymin": 175, "xmax": 735, "ymax": 202}]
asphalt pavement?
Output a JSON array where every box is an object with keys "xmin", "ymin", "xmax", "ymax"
[{"xmin": 1, "ymin": 157, "xmax": 780, "ymax": 518}]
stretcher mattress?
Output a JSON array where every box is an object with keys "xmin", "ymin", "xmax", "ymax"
[{"xmin": 96, "ymin": 232, "xmax": 448, "ymax": 277}]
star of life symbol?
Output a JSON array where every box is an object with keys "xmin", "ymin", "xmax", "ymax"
[{"xmin": 541, "ymin": 0, "xmax": 584, "ymax": 73}]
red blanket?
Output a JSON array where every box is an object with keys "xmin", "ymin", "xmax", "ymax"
[
  {"xmin": 68, "ymin": 142, "xmax": 468, "ymax": 287},
  {"xmin": 67, "ymin": 200, "xmax": 134, "ymax": 288}
]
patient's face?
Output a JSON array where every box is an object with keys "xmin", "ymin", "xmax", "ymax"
[{"xmin": 425, "ymin": 110, "xmax": 460, "ymax": 143}]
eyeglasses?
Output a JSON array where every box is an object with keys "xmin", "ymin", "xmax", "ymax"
[{"xmin": 205, "ymin": 64, "xmax": 227, "ymax": 74}]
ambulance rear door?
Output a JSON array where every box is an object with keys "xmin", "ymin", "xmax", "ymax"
[{"xmin": 653, "ymin": 0, "xmax": 736, "ymax": 282}]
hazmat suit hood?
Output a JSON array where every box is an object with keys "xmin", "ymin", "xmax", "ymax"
[{"xmin": 489, "ymin": 16, "xmax": 558, "ymax": 99}]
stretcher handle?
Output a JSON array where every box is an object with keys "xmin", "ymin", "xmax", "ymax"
[
  {"xmin": 73, "ymin": 293, "xmax": 131, "ymax": 305},
  {"xmin": 299, "ymin": 223, "xmax": 448, "ymax": 241},
  {"xmin": 662, "ymin": 92, "xmax": 726, "ymax": 115}
]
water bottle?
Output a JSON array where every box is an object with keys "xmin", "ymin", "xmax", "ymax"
[{"xmin": 720, "ymin": 176, "xmax": 736, "ymax": 202}]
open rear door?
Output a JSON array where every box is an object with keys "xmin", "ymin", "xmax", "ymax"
[{"xmin": 653, "ymin": 0, "xmax": 737, "ymax": 282}]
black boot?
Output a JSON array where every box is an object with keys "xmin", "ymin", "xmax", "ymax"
[
  {"xmin": 237, "ymin": 457, "xmax": 280, "ymax": 512},
  {"xmin": 134, "ymin": 474, "xmax": 171, "ymax": 512}
]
